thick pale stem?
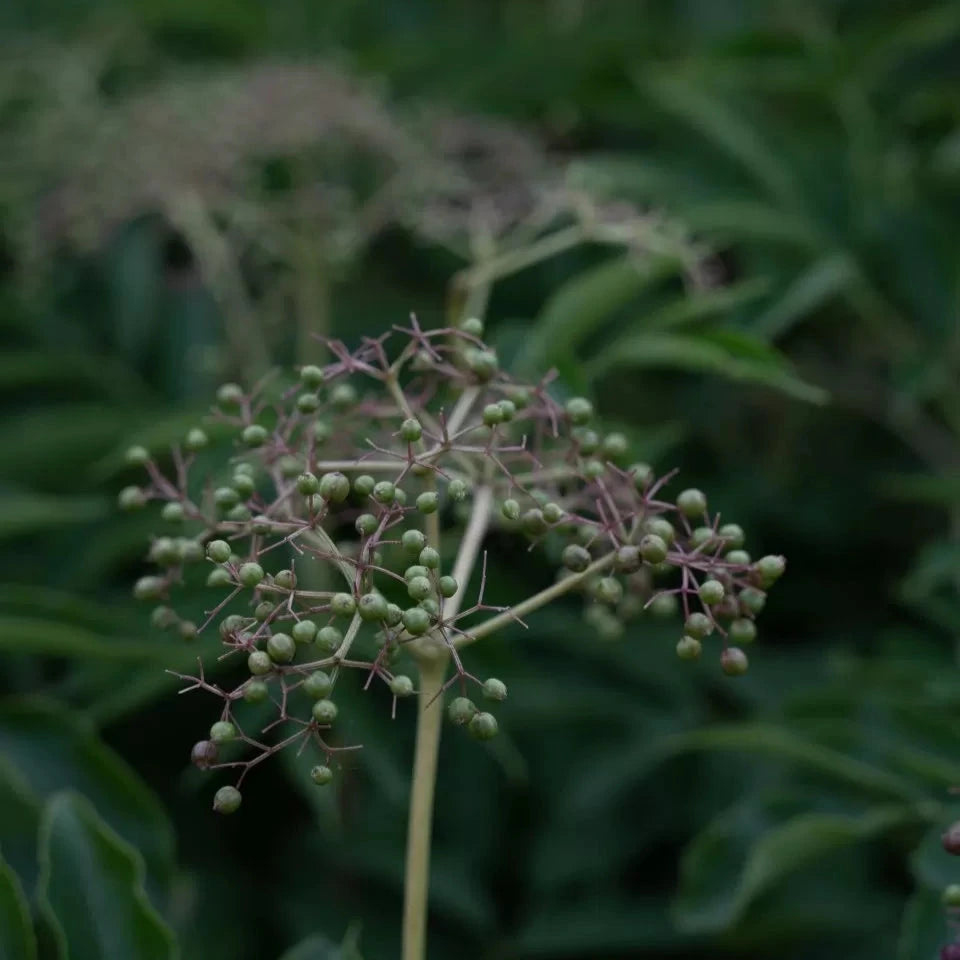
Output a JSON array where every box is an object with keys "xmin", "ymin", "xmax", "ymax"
[{"xmin": 401, "ymin": 654, "xmax": 447, "ymax": 960}]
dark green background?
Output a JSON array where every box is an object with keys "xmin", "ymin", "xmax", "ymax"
[{"xmin": 1, "ymin": 2, "xmax": 959, "ymax": 958}]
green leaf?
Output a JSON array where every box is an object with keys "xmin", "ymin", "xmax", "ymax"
[
  {"xmin": 640, "ymin": 277, "xmax": 771, "ymax": 330},
  {"xmin": 897, "ymin": 886, "xmax": 949, "ymax": 960},
  {"xmin": 879, "ymin": 472, "xmax": 960, "ymax": 506},
  {"xmin": 0, "ymin": 494, "xmax": 108, "ymax": 541},
  {"xmin": 751, "ymin": 252, "xmax": 857, "ymax": 339},
  {"xmin": 278, "ymin": 926, "xmax": 362, "ymax": 960},
  {"xmin": 586, "ymin": 328, "xmax": 828, "ymax": 404},
  {"xmin": 0, "ymin": 758, "xmax": 42, "ymax": 895},
  {"xmin": 0, "ymin": 847, "xmax": 36, "ymax": 960},
  {"xmin": 674, "ymin": 803, "xmax": 915, "ymax": 933},
  {"xmin": 0, "ymin": 617, "xmax": 170, "ymax": 661},
  {"xmin": 683, "ymin": 200, "xmax": 821, "ymax": 248},
  {"xmin": 37, "ymin": 793, "xmax": 177, "ymax": 960}
]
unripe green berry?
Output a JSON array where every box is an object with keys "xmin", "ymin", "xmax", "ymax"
[
  {"xmin": 191, "ymin": 741, "xmax": 218, "ymax": 769},
  {"xmin": 330, "ymin": 383, "xmax": 357, "ymax": 409},
  {"xmin": 248, "ymin": 650, "xmax": 273, "ymax": 675},
  {"xmin": 482, "ymin": 403, "xmax": 504, "ymax": 426},
  {"xmin": 353, "ymin": 475, "xmax": 375, "ymax": 498},
  {"xmin": 226, "ymin": 504, "xmax": 251, "ymax": 523},
  {"xmin": 649, "ymin": 593, "xmax": 679, "ymax": 618},
  {"xmin": 385, "ymin": 603, "xmax": 402, "ymax": 627},
  {"xmin": 207, "ymin": 568, "xmax": 232, "ymax": 588},
  {"xmin": 297, "ymin": 472, "xmax": 319, "ymax": 496},
  {"xmin": 640, "ymin": 534, "xmax": 668, "ymax": 564},
  {"xmin": 150, "ymin": 537, "xmax": 179, "ymax": 566},
  {"xmin": 251, "ymin": 514, "xmax": 272, "ymax": 535},
  {"xmin": 296, "ymin": 393, "xmax": 319, "ymax": 414},
  {"xmin": 465, "ymin": 348, "xmax": 498, "ymax": 381},
  {"xmin": 574, "ymin": 428, "xmax": 600, "ymax": 454},
  {"xmin": 615, "ymin": 545, "xmax": 641, "ymax": 573},
  {"xmin": 213, "ymin": 785, "xmax": 241, "ymax": 814},
  {"xmin": 393, "ymin": 487, "xmax": 407, "ymax": 506},
  {"xmin": 160, "ymin": 501, "xmax": 185, "ymax": 523},
  {"xmin": 358, "ymin": 592, "xmax": 389, "ymax": 622},
  {"xmin": 273, "ymin": 569, "xmax": 295, "ymax": 590},
  {"xmin": 448, "ymin": 697, "xmax": 476, "ymax": 726},
  {"xmin": 502, "ymin": 499, "xmax": 520, "ymax": 521},
  {"xmin": 300, "ymin": 364, "xmax": 325, "ymax": 389},
  {"xmin": 400, "ymin": 418, "xmax": 423, "ymax": 442},
  {"xmin": 316, "ymin": 626, "xmax": 342, "ymax": 652},
  {"xmin": 602, "ymin": 432, "xmax": 629, "ymax": 462},
  {"xmin": 303, "ymin": 671, "xmax": 333, "ymax": 699},
  {"xmin": 402, "ymin": 607, "xmax": 431, "ymax": 635},
  {"xmin": 677, "ymin": 488, "xmax": 707, "ymax": 518},
  {"xmin": 178, "ymin": 620, "xmax": 197, "ymax": 640},
  {"xmin": 461, "ymin": 316, "xmax": 484, "ymax": 337},
  {"xmin": 721, "ymin": 646, "xmax": 749, "ymax": 676},
  {"xmin": 418, "ymin": 547, "xmax": 440, "ymax": 569},
  {"xmin": 482, "ymin": 678, "xmax": 507, "ymax": 701},
  {"xmin": 541, "ymin": 502, "xmax": 562, "ymax": 524},
  {"xmin": 729, "ymin": 618, "xmax": 757, "ymax": 644},
  {"xmin": 402, "ymin": 529, "xmax": 427, "ymax": 553},
  {"xmin": 126, "ymin": 445, "xmax": 150, "ymax": 467},
  {"xmin": 244, "ymin": 680, "xmax": 269, "ymax": 703},
  {"xmin": 210, "ymin": 721, "xmax": 236, "ymax": 743},
  {"xmin": 566, "ymin": 397, "xmax": 593, "ymax": 425},
  {"xmin": 583, "ymin": 459, "xmax": 605, "ymax": 480},
  {"xmin": 292, "ymin": 620, "xmax": 317, "ymax": 644},
  {"xmin": 330, "ymin": 593, "xmax": 356, "ymax": 617},
  {"xmin": 242, "ymin": 424, "xmax": 268, "ymax": 448},
  {"xmin": 468, "ymin": 712, "xmax": 499, "ymax": 740},
  {"xmin": 310, "ymin": 764, "xmax": 333, "ymax": 786},
  {"xmin": 405, "ymin": 565, "xmax": 430, "ymax": 581},
  {"xmin": 373, "ymin": 481, "xmax": 395, "ymax": 504},
  {"xmin": 629, "ymin": 462, "xmax": 653, "ymax": 489},
  {"xmin": 185, "ymin": 428, "xmax": 208, "ymax": 452},
  {"xmin": 506, "ymin": 386, "xmax": 531, "ymax": 408},
  {"xmin": 562, "ymin": 544, "xmax": 592, "ymax": 573},
  {"xmin": 645, "ymin": 517, "xmax": 675, "ymax": 544},
  {"xmin": 118, "ymin": 485, "xmax": 147, "ymax": 511},
  {"xmin": 179, "ymin": 539, "xmax": 204, "ymax": 566},
  {"xmin": 498, "ymin": 399, "xmax": 516, "ymax": 421},
  {"xmin": 676, "ymin": 636, "xmax": 702, "ymax": 660},
  {"xmin": 726, "ymin": 550, "xmax": 751, "ymax": 565},
  {"xmin": 390, "ymin": 675, "xmax": 415, "ymax": 697},
  {"xmin": 219, "ymin": 615, "xmax": 245, "ymax": 637},
  {"xmin": 214, "ymin": 486, "xmax": 240, "ymax": 509},
  {"xmin": 133, "ymin": 576, "xmax": 164, "ymax": 601},
  {"xmin": 448, "ymin": 478, "xmax": 468, "ymax": 502},
  {"xmin": 416, "ymin": 491, "xmax": 438, "ymax": 514},
  {"xmin": 684, "ymin": 612, "xmax": 713, "ymax": 638},
  {"xmin": 943, "ymin": 884, "xmax": 960, "ymax": 907},
  {"xmin": 407, "ymin": 576, "xmax": 432, "ymax": 601},
  {"xmin": 217, "ymin": 382, "xmax": 244, "ymax": 406},
  {"xmin": 312, "ymin": 699, "xmax": 338, "ymax": 724},
  {"xmin": 719, "ymin": 523, "xmax": 745, "ymax": 550},
  {"xmin": 151, "ymin": 605, "xmax": 178, "ymax": 630},
  {"xmin": 691, "ymin": 527, "xmax": 716, "ymax": 549},
  {"xmin": 254, "ymin": 601, "xmax": 275, "ymax": 621},
  {"xmin": 521, "ymin": 508, "xmax": 547, "ymax": 536},
  {"xmin": 438, "ymin": 576, "xmax": 458, "ymax": 598},
  {"xmin": 754, "ymin": 554, "xmax": 786, "ymax": 586},
  {"xmin": 238, "ymin": 562, "xmax": 264, "ymax": 588},
  {"xmin": 594, "ymin": 577, "xmax": 623, "ymax": 605},
  {"xmin": 698, "ymin": 579, "xmax": 725, "ymax": 605},
  {"xmin": 319, "ymin": 472, "xmax": 350, "ymax": 503},
  {"xmin": 267, "ymin": 633, "xmax": 296, "ymax": 663},
  {"xmin": 313, "ymin": 420, "xmax": 331, "ymax": 442},
  {"xmin": 355, "ymin": 513, "xmax": 379, "ymax": 536},
  {"xmin": 739, "ymin": 587, "xmax": 767, "ymax": 615}
]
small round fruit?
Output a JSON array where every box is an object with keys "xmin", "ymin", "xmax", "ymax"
[
  {"xmin": 448, "ymin": 478, "xmax": 468, "ymax": 502},
  {"xmin": 191, "ymin": 740, "xmax": 218, "ymax": 769},
  {"xmin": 543, "ymin": 502, "xmax": 564, "ymax": 524},
  {"xmin": 720, "ymin": 646, "xmax": 749, "ymax": 676},
  {"xmin": 209, "ymin": 721, "xmax": 236, "ymax": 743},
  {"xmin": 125, "ymin": 445, "xmax": 150, "ymax": 466},
  {"xmin": 461, "ymin": 316, "xmax": 484, "ymax": 337},
  {"xmin": 676, "ymin": 636, "xmax": 702, "ymax": 661},
  {"xmin": 562, "ymin": 544, "xmax": 592, "ymax": 573},
  {"xmin": 274, "ymin": 569, "xmax": 295, "ymax": 590},
  {"xmin": 316, "ymin": 626, "xmax": 342, "ymax": 652},
  {"xmin": 482, "ymin": 678, "xmax": 507, "ymax": 701},
  {"xmin": 684, "ymin": 612, "xmax": 713, "ymax": 638},
  {"xmin": 416, "ymin": 491, "xmax": 439, "ymax": 514},
  {"xmin": 311, "ymin": 699, "xmax": 338, "ymax": 724},
  {"xmin": 521, "ymin": 509, "xmax": 547, "ymax": 536},
  {"xmin": 297, "ymin": 393, "xmax": 319, "ymax": 414},
  {"xmin": 583, "ymin": 459, "xmax": 605, "ymax": 480},
  {"xmin": 502, "ymin": 499, "xmax": 520, "ymax": 521},
  {"xmin": 353, "ymin": 475, "xmax": 375, "ymax": 498},
  {"xmin": 355, "ymin": 513, "xmax": 379, "ymax": 537},
  {"xmin": 483, "ymin": 403, "xmax": 504, "ymax": 426},
  {"xmin": 248, "ymin": 651, "xmax": 273, "ymax": 676},
  {"xmin": 303, "ymin": 671, "xmax": 333, "ymax": 699},
  {"xmin": 402, "ymin": 607, "xmax": 431, "ymax": 636},
  {"xmin": 300, "ymin": 364, "xmax": 325, "ymax": 388},
  {"xmin": 407, "ymin": 576, "xmax": 432, "ymax": 602},
  {"xmin": 390, "ymin": 675, "xmax": 415, "ymax": 697},
  {"xmin": 725, "ymin": 550, "xmax": 751, "ymax": 566},
  {"xmin": 292, "ymin": 620, "xmax": 317, "ymax": 644},
  {"xmin": 238, "ymin": 562, "xmax": 264, "ymax": 588},
  {"xmin": 372, "ymin": 481, "xmax": 395, "ymax": 504},
  {"xmin": 151, "ymin": 606, "xmax": 178, "ymax": 630},
  {"xmin": 676, "ymin": 488, "xmax": 707, "ymax": 518},
  {"xmin": 161, "ymin": 501, "xmax": 185, "ymax": 523},
  {"xmin": 267, "ymin": 633, "xmax": 296, "ymax": 663},
  {"xmin": 594, "ymin": 578, "xmax": 623, "ymax": 605},
  {"xmin": 754, "ymin": 555, "xmax": 787, "ymax": 586},
  {"xmin": 615, "ymin": 545, "xmax": 641, "ymax": 573},
  {"xmin": 739, "ymin": 587, "xmax": 767, "ymax": 615},
  {"xmin": 214, "ymin": 486, "xmax": 239, "ymax": 509},
  {"xmin": 217, "ymin": 382, "xmax": 244, "ymax": 406},
  {"xmin": 179, "ymin": 620, "xmax": 198, "ymax": 640},
  {"xmin": 698, "ymin": 579, "xmax": 725, "ymax": 605},
  {"xmin": 465, "ymin": 348, "xmax": 498, "ymax": 381},
  {"xmin": 498, "ymin": 399, "xmax": 516, "ymax": 421},
  {"xmin": 213, "ymin": 785, "xmax": 242, "ymax": 814},
  {"xmin": 133, "ymin": 576, "xmax": 164, "ymax": 601},
  {"xmin": 447, "ymin": 697, "xmax": 476, "ymax": 726},
  {"xmin": 943, "ymin": 885, "xmax": 960, "ymax": 908},
  {"xmin": 649, "ymin": 593, "xmax": 679, "ymax": 618},
  {"xmin": 629, "ymin": 462, "xmax": 653, "ymax": 489},
  {"xmin": 254, "ymin": 601, "xmax": 275, "ymax": 622},
  {"xmin": 242, "ymin": 424, "xmax": 268, "ymax": 448},
  {"xmin": 566, "ymin": 397, "xmax": 593, "ymax": 425},
  {"xmin": 402, "ymin": 529, "xmax": 427, "ymax": 553},
  {"xmin": 468, "ymin": 712, "xmax": 499, "ymax": 741},
  {"xmin": 718, "ymin": 523, "xmax": 745, "ymax": 550},
  {"xmin": 400, "ymin": 418, "xmax": 423, "ymax": 442},
  {"xmin": 438, "ymin": 576, "xmax": 458, "ymax": 598},
  {"xmin": 419, "ymin": 547, "xmax": 440, "ymax": 569},
  {"xmin": 207, "ymin": 568, "xmax": 232, "ymax": 588},
  {"xmin": 330, "ymin": 593, "xmax": 356, "ymax": 617},
  {"xmin": 243, "ymin": 680, "xmax": 269, "ymax": 703},
  {"xmin": 118, "ymin": 486, "xmax": 147, "ymax": 511},
  {"xmin": 185, "ymin": 428, "xmax": 208, "ymax": 451},
  {"xmin": 330, "ymin": 383, "xmax": 357, "ymax": 409},
  {"xmin": 297, "ymin": 472, "xmax": 319, "ymax": 495},
  {"xmin": 319, "ymin": 472, "xmax": 350, "ymax": 503},
  {"xmin": 313, "ymin": 420, "xmax": 331, "ymax": 442},
  {"xmin": 404, "ymin": 565, "xmax": 429, "ymax": 581},
  {"xmin": 645, "ymin": 518, "xmax": 675, "ymax": 544},
  {"xmin": 358, "ymin": 593, "xmax": 389, "ymax": 622},
  {"xmin": 602, "ymin": 432, "xmax": 628, "ymax": 462},
  {"xmin": 640, "ymin": 534, "xmax": 667, "ymax": 564},
  {"xmin": 729, "ymin": 618, "xmax": 757, "ymax": 644},
  {"xmin": 310, "ymin": 764, "xmax": 333, "ymax": 786}
]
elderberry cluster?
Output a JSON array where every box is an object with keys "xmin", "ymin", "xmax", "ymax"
[{"xmin": 120, "ymin": 316, "xmax": 786, "ymax": 813}]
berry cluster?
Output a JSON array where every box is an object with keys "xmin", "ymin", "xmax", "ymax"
[{"xmin": 121, "ymin": 317, "xmax": 786, "ymax": 813}]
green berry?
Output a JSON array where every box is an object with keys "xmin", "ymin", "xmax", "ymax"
[
  {"xmin": 482, "ymin": 678, "xmax": 507, "ymax": 701},
  {"xmin": 402, "ymin": 607, "xmax": 431, "ymax": 635},
  {"xmin": 242, "ymin": 424, "xmax": 268, "ymax": 448},
  {"xmin": 303, "ymin": 671, "xmax": 333, "ymax": 699},
  {"xmin": 178, "ymin": 620, "xmax": 198, "ymax": 640},
  {"xmin": 754, "ymin": 555, "xmax": 786, "ymax": 586},
  {"xmin": 310, "ymin": 764, "xmax": 333, "ymax": 786},
  {"xmin": 482, "ymin": 403, "xmax": 504, "ymax": 426},
  {"xmin": 640, "ymin": 534, "xmax": 668, "ymax": 564},
  {"xmin": 312, "ymin": 699, "xmax": 338, "ymax": 724},
  {"xmin": 353, "ymin": 475, "xmax": 375, "ymax": 498},
  {"xmin": 330, "ymin": 383, "xmax": 357, "ymax": 409},
  {"xmin": 217, "ymin": 383, "xmax": 244, "ymax": 406},
  {"xmin": 316, "ymin": 626, "xmax": 342, "ymax": 652},
  {"xmin": 390, "ymin": 675, "xmax": 415, "ymax": 697},
  {"xmin": 543, "ymin": 502, "xmax": 563, "ymax": 524},
  {"xmin": 185, "ymin": 428, "xmax": 208, "ymax": 452},
  {"xmin": 726, "ymin": 550, "xmax": 751, "ymax": 565},
  {"xmin": 274, "ymin": 570, "xmax": 295, "ymax": 590},
  {"xmin": 219, "ymin": 615, "xmax": 245, "ymax": 637},
  {"xmin": 676, "ymin": 488, "xmax": 707, "ymax": 518},
  {"xmin": 719, "ymin": 523, "xmax": 745, "ymax": 550},
  {"xmin": 468, "ymin": 712, "xmax": 498, "ymax": 740},
  {"xmin": 313, "ymin": 420, "xmax": 331, "ymax": 442},
  {"xmin": 213, "ymin": 785, "xmax": 242, "ymax": 814},
  {"xmin": 393, "ymin": 487, "xmax": 407, "ymax": 506},
  {"xmin": 292, "ymin": 620, "xmax": 317, "ymax": 644},
  {"xmin": 231, "ymin": 474, "xmax": 255, "ymax": 498},
  {"xmin": 319, "ymin": 472, "xmax": 350, "ymax": 503},
  {"xmin": 238, "ymin": 562, "xmax": 264, "ymax": 588},
  {"xmin": 649, "ymin": 593, "xmax": 679, "ymax": 618},
  {"xmin": 214, "ymin": 486, "xmax": 239, "ymax": 509},
  {"xmin": 254, "ymin": 601, "xmax": 275, "ymax": 621},
  {"xmin": 207, "ymin": 568, "xmax": 232, "ymax": 588},
  {"xmin": 400, "ymin": 418, "xmax": 423, "ymax": 442},
  {"xmin": 226, "ymin": 504, "xmax": 251, "ymax": 523},
  {"xmin": 562, "ymin": 544, "xmax": 592, "ymax": 573},
  {"xmin": 676, "ymin": 636, "xmax": 702, "ymax": 661},
  {"xmin": 244, "ymin": 680, "xmax": 269, "ymax": 703},
  {"xmin": 300, "ymin": 365, "xmax": 325, "ymax": 388},
  {"xmin": 448, "ymin": 697, "xmax": 476, "ymax": 725},
  {"xmin": 330, "ymin": 593, "xmax": 356, "ymax": 617},
  {"xmin": 160, "ymin": 501, "xmax": 185, "ymax": 523},
  {"xmin": 739, "ymin": 587, "xmax": 767, "ymax": 615},
  {"xmin": 574, "ymin": 428, "xmax": 600, "ymax": 454},
  {"xmin": 151, "ymin": 605, "xmax": 178, "ymax": 630},
  {"xmin": 405, "ymin": 565, "xmax": 430, "ymax": 581},
  {"xmin": 385, "ymin": 603, "xmax": 402, "ymax": 627},
  {"xmin": 729, "ymin": 618, "xmax": 757, "ymax": 645},
  {"xmin": 506, "ymin": 386, "xmax": 531, "ymax": 408},
  {"xmin": 629, "ymin": 462, "xmax": 653, "ymax": 489},
  {"xmin": 407, "ymin": 576, "xmax": 432, "ymax": 602},
  {"xmin": 358, "ymin": 592, "xmax": 389, "ymax": 622},
  {"xmin": 943, "ymin": 884, "xmax": 960, "ymax": 907},
  {"xmin": 416, "ymin": 491, "xmax": 439, "ymax": 514},
  {"xmin": 498, "ymin": 399, "xmax": 517, "ymax": 421},
  {"xmin": 521, "ymin": 508, "xmax": 547, "ymax": 536},
  {"xmin": 373, "ymin": 481, "xmax": 395, "ymax": 504},
  {"xmin": 251, "ymin": 515, "xmax": 272, "ymax": 535},
  {"xmin": 448, "ymin": 478, "xmax": 468, "ymax": 502},
  {"xmin": 583, "ymin": 459, "xmax": 605, "ymax": 480},
  {"xmin": 465, "ymin": 348, "xmax": 498, "ymax": 381},
  {"xmin": 645, "ymin": 517, "xmax": 675, "ymax": 544},
  {"xmin": 133, "ymin": 576, "xmax": 164, "ymax": 601},
  {"xmin": 461, "ymin": 316, "xmax": 484, "ymax": 337},
  {"xmin": 566, "ymin": 397, "xmax": 593, "ymax": 425},
  {"xmin": 297, "ymin": 472, "xmax": 319, "ymax": 496},
  {"xmin": 125, "ymin": 445, "xmax": 149, "ymax": 466},
  {"xmin": 297, "ymin": 393, "xmax": 319, "ymax": 414},
  {"xmin": 698, "ymin": 579, "xmax": 725, "ymax": 606},
  {"xmin": 118, "ymin": 485, "xmax": 147, "ymax": 511},
  {"xmin": 438, "ymin": 576, "xmax": 458, "ymax": 598},
  {"xmin": 602, "ymin": 432, "xmax": 629, "ymax": 462},
  {"xmin": 615, "ymin": 545, "xmax": 641, "ymax": 573},
  {"xmin": 721, "ymin": 646, "xmax": 749, "ymax": 676},
  {"xmin": 594, "ymin": 577, "xmax": 623, "ymax": 605},
  {"xmin": 356, "ymin": 513, "xmax": 379, "ymax": 536},
  {"xmin": 502, "ymin": 499, "xmax": 520, "ymax": 521},
  {"xmin": 691, "ymin": 527, "xmax": 715, "ymax": 549},
  {"xmin": 267, "ymin": 633, "xmax": 296, "ymax": 663},
  {"xmin": 420, "ymin": 598, "xmax": 439, "ymax": 617},
  {"xmin": 418, "ymin": 547, "xmax": 440, "ymax": 569},
  {"xmin": 684, "ymin": 612, "xmax": 713, "ymax": 638},
  {"xmin": 402, "ymin": 529, "xmax": 427, "ymax": 553},
  {"xmin": 150, "ymin": 537, "xmax": 179, "ymax": 565},
  {"xmin": 210, "ymin": 720, "xmax": 236, "ymax": 743},
  {"xmin": 248, "ymin": 651, "xmax": 272, "ymax": 675}
]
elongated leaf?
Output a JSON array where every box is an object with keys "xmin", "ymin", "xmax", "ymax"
[
  {"xmin": 0, "ymin": 617, "xmax": 168, "ymax": 661},
  {"xmin": 897, "ymin": 887, "xmax": 950, "ymax": 960},
  {"xmin": 0, "ymin": 848, "xmax": 35, "ymax": 960},
  {"xmin": 683, "ymin": 200, "xmax": 821, "ymax": 248},
  {"xmin": 586, "ymin": 329, "xmax": 828, "ymax": 404},
  {"xmin": 751, "ymin": 253, "xmax": 857, "ymax": 339},
  {"xmin": 0, "ymin": 757, "xmax": 41, "ymax": 894},
  {"xmin": 674, "ymin": 803, "xmax": 915, "ymax": 933},
  {"xmin": 0, "ymin": 494, "xmax": 108, "ymax": 541},
  {"xmin": 37, "ymin": 793, "xmax": 177, "ymax": 960},
  {"xmin": 278, "ymin": 926, "xmax": 362, "ymax": 960},
  {"xmin": 640, "ymin": 277, "xmax": 771, "ymax": 330},
  {"xmin": 879, "ymin": 472, "xmax": 960, "ymax": 506}
]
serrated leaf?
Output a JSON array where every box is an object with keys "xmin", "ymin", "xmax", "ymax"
[
  {"xmin": 37, "ymin": 792, "xmax": 177, "ymax": 960},
  {"xmin": 0, "ymin": 847, "xmax": 36, "ymax": 960},
  {"xmin": 674, "ymin": 803, "xmax": 914, "ymax": 933}
]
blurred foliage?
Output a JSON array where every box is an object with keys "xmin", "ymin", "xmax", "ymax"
[{"xmin": 0, "ymin": 1, "xmax": 959, "ymax": 958}]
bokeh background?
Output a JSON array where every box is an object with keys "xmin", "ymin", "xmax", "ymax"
[{"xmin": 1, "ymin": 1, "xmax": 959, "ymax": 958}]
